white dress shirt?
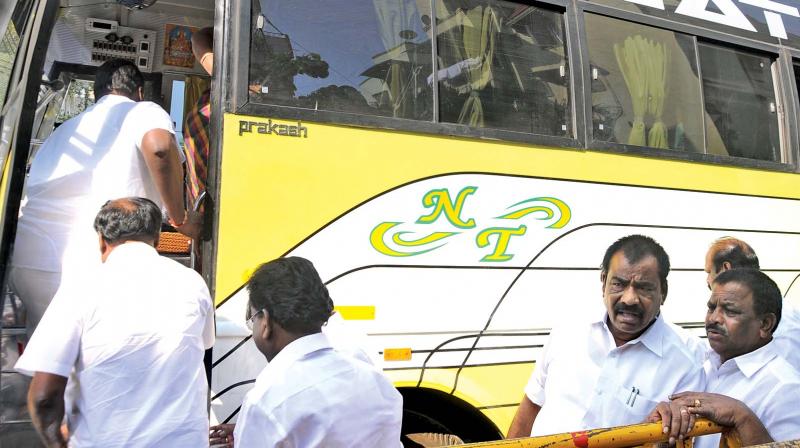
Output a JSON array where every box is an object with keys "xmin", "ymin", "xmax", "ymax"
[
  {"xmin": 16, "ymin": 242, "xmax": 215, "ymax": 447},
  {"xmin": 234, "ymin": 333, "xmax": 402, "ymax": 447},
  {"xmin": 12, "ymin": 94, "xmax": 179, "ymax": 276},
  {"xmin": 525, "ymin": 313, "xmax": 706, "ymax": 436},
  {"xmin": 773, "ymin": 302, "xmax": 800, "ymax": 372},
  {"xmin": 694, "ymin": 342, "xmax": 800, "ymax": 448}
]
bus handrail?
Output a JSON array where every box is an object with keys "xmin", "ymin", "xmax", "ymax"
[{"xmin": 457, "ymin": 419, "xmax": 735, "ymax": 448}]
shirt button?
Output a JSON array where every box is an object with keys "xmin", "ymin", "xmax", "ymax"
[{"xmin": 597, "ymin": 391, "xmax": 603, "ymax": 395}]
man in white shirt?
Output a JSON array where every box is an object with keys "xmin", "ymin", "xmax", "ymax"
[
  {"xmin": 8, "ymin": 59, "xmax": 199, "ymax": 337},
  {"xmin": 649, "ymin": 268, "xmax": 800, "ymax": 446},
  {"xmin": 507, "ymin": 235, "xmax": 705, "ymax": 438},
  {"xmin": 16, "ymin": 197, "xmax": 214, "ymax": 448},
  {"xmin": 232, "ymin": 256, "xmax": 402, "ymax": 447},
  {"xmin": 704, "ymin": 237, "xmax": 799, "ymax": 371}
]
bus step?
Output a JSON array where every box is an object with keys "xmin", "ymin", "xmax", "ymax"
[
  {"xmin": 1, "ymin": 332, "xmax": 25, "ymax": 371},
  {"xmin": 0, "ymin": 372, "xmax": 31, "ymax": 422},
  {"xmin": 0, "ymin": 420, "xmax": 43, "ymax": 447}
]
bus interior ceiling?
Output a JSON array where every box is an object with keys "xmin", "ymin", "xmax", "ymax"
[{"xmin": 40, "ymin": 0, "xmax": 215, "ymax": 140}]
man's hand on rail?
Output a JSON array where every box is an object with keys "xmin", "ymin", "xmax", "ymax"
[
  {"xmin": 646, "ymin": 399, "xmax": 695, "ymax": 445},
  {"xmin": 670, "ymin": 392, "xmax": 738, "ymax": 427},
  {"xmin": 669, "ymin": 392, "xmax": 773, "ymax": 446},
  {"xmin": 174, "ymin": 209, "xmax": 203, "ymax": 240},
  {"xmin": 647, "ymin": 392, "xmax": 774, "ymax": 447}
]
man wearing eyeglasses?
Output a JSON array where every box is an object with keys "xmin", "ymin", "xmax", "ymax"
[{"xmin": 222, "ymin": 256, "xmax": 402, "ymax": 448}]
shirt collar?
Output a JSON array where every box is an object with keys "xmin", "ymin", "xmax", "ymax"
[
  {"xmin": 708, "ymin": 340, "xmax": 778, "ymax": 378},
  {"xmin": 258, "ymin": 332, "xmax": 332, "ymax": 379},
  {"xmin": 105, "ymin": 241, "xmax": 159, "ymax": 264},
  {"xmin": 96, "ymin": 94, "xmax": 135, "ymax": 106},
  {"xmin": 595, "ymin": 310, "xmax": 666, "ymax": 357}
]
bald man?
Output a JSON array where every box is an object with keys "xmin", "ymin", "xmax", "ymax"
[{"xmin": 704, "ymin": 237, "xmax": 799, "ymax": 371}]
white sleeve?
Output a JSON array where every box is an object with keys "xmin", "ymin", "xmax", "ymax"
[
  {"xmin": 15, "ymin": 284, "xmax": 82, "ymax": 378},
  {"xmin": 132, "ymin": 101, "xmax": 176, "ymax": 149},
  {"xmin": 524, "ymin": 329, "xmax": 557, "ymax": 406},
  {"xmin": 190, "ymin": 271, "xmax": 215, "ymax": 350},
  {"xmin": 761, "ymin": 382, "xmax": 800, "ymax": 442},
  {"xmin": 233, "ymin": 402, "xmax": 290, "ymax": 448},
  {"xmin": 202, "ymin": 292, "xmax": 215, "ymax": 350}
]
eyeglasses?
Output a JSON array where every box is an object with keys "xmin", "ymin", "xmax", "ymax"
[{"xmin": 246, "ymin": 308, "xmax": 266, "ymax": 331}]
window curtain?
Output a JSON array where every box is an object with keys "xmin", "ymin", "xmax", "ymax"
[
  {"xmin": 457, "ymin": 5, "xmax": 498, "ymax": 127},
  {"xmin": 645, "ymin": 40, "xmax": 668, "ymax": 149},
  {"xmin": 614, "ymin": 35, "xmax": 648, "ymax": 146},
  {"xmin": 374, "ymin": 0, "xmax": 420, "ymax": 118},
  {"xmin": 614, "ymin": 35, "xmax": 670, "ymax": 149}
]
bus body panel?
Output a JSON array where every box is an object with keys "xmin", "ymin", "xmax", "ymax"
[{"xmin": 211, "ymin": 112, "xmax": 800, "ymax": 431}]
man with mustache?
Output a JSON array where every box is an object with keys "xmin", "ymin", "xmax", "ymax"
[
  {"xmin": 649, "ymin": 268, "xmax": 800, "ymax": 446},
  {"xmin": 507, "ymin": 235, "xmax": 705, "ymax": 438},
  {"xmin": 704, "ymin": 237, "xmax": 799, "ymax": 371}
]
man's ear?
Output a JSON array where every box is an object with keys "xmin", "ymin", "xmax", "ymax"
[
  {"xmin": 759, "ymin": 313, "xmax": 777, "ymax": 338},
  {"xmin": 721, "ymin": 261, "xmax": 732, "ymax": 272},
  {"xmin": 600, "ymin": 272, "xmax": 607, "ymax": 293},
  {"xmin": 261, "ymin": 309, "xmax": 272, "ymax": 341},
  {"xmin": 137, "ymin": 86, "xmax": 144, "ymax": 101}
]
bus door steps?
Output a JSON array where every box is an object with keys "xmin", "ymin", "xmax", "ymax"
[
  {"xmin": 157, "ymin": 230, "xmax": 192, "ymax": 268},
  {"xmin": 1, "ymin": 291, "xmax": 40, "ymax": 447}
]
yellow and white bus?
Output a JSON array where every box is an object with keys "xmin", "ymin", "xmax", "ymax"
[{"xmin": 2, "ymin": 0, "xmax": 800, "ymax": 444}]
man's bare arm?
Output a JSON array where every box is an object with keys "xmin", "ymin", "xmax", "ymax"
[
  {"xmin": 507, "ymin": 395, "xmax": 541, "ymax": 439},
  {"xmin": 28, "ymin": 372, "xmax": 68, "ymax": 448},
  {"xmin": 141, "ymin": 129, "xmax": 200, "ymax": 239}
]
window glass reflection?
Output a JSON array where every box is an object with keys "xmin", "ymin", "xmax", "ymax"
[
  {"xmin": 436, "ymin": 1, "xmax": 570, "ymax": 135},
  {"xmin": 699, "ymin": 43, "xmax": 780, "ymax": 162},
  {"xmin": 250, "ymin": 0, "xmax": 433, "ymax": 120}
]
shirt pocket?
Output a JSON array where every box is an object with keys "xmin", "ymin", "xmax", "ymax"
[{"xmin": 614, "ymin": 384, "xmax": 659, "ymax": 424}]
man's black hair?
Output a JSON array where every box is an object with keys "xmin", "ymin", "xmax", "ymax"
[
  {"xmin": 601, "ymin": 234, "xmax": 670, "ymax": 294},
  {"xmin": 710, "ymin": 237, "xmax": 760, "ymax": 272},
  {"xmin": 93, "ymin": 197, "xmax": 162, "ymax": 245},
  {"xmin": 713, "ymin": 268, "xmax": 782, "ymax": 332},
  {"xmin": 247, "ymin": 257, "xmax": 334, "ymax": 335},
  {"xmin": 94, "ymin": 59, "xmax": 144, "ymax": 99}
]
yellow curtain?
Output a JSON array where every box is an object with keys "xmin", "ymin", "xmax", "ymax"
[
  {"xmin": 457, "ymin": 6, "xmax": 498, "ymax": 127},
  {"xmin": 614, "ymin": 35, "xmax": 670, "ymax": 149},
  {"xmin": 183, "ymin": 75, "xmax": 210, "ymax": 117},
  {"xmin": 645, "ymin": 40, "xmax": 668, "ymax": 149},
  {"xmin": 614, "ymin": 36, "xmax": 648, "ymax": 146}
]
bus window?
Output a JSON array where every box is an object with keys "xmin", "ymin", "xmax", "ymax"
[
  {"xmin": 436, "ymin": 1, "xmax": 570, "ymax": 136},
  {"xmin": 585, "ymin": 13, "xmax": 783, "ymax": 163},
  {"xmin": 0, "ymin": 0, "xmax": 36, "ymax": 108},
  {"xmin": 699, "ymin": 43, "xmax": 780, "ymax": 162},
  {"xmin": 249, "ymin": 0, "xmax": 433, "ymax": 120},
  {"xmin": 56, "ymin": 79, "xmax": 95, "ymax": 123},
  {"xmin": 585, "ymin": 14, "xmax": 705, "ymax": 152}
]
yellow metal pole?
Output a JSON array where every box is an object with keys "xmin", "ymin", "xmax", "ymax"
[
  {"xmin": 460, "ymin": 419, "xmax": 724, "ymax": 448},
  {"xmin": 745, "ymin": 441, "xmax": 800, "ymax": 448}
]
